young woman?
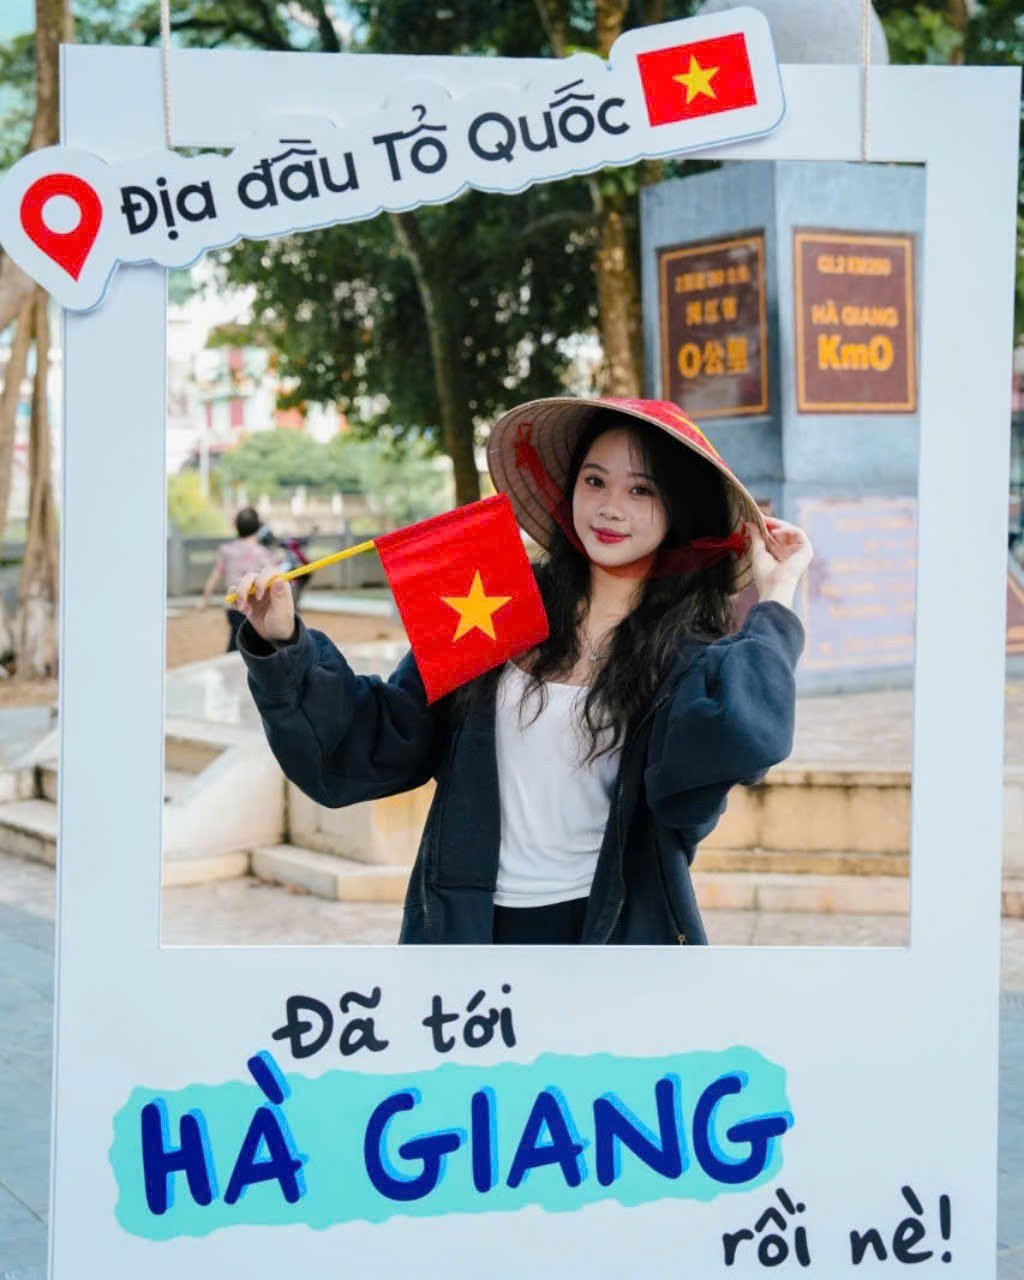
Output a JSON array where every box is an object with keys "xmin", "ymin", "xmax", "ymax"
[{"xmin": 233, "ymin": 398, "xmax": 813, "ymax": 946}]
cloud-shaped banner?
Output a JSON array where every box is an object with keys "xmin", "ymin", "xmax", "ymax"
[{"xmin": 0, "ymin": 9, "xmax": 783, "ymax": 312}]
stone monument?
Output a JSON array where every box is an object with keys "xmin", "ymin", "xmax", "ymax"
[{"xmin": 641, "ymin": 159, "xmax": 924, "ymax": 690}]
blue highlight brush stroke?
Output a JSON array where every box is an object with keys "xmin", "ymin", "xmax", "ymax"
[{"xmin": 111, "ymin": 1047, "xmax": 792, "ymax": 1240}]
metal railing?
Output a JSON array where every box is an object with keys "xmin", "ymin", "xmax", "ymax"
[{"xmin": 166, "ymin": 532, "xmax": 388, "ymax": 596}]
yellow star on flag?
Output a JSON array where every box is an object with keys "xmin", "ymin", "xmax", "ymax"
[
  {"xmin": 673, "ymin": 55, "xmax": 719, "ymax": 104},
  {"xmin": 441, "ymin": 571, "xmax": 511, "ymax": 642}
]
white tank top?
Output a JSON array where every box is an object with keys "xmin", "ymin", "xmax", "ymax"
[{"xmin": 493, "ymin": 661, "xmax": 622, "ymax": 908}]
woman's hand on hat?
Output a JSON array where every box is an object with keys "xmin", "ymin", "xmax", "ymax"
[
  {"xmin": 747, "ymin": 518, "xmax": 814, "ymax": 604},
  {"xmin": 234, "ymin": 567, "xmax": 296, "ymax": 643}
]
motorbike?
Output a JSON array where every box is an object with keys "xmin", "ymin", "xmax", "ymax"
[{"xmin": 258, "ymin": 527, "xmax": 315, "ymax": 608}]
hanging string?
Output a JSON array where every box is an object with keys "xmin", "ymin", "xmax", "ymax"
[
  {"xmin": 160, "ymin": 0, "xmax": 175, "ymax": 150},
  {"xmin": 860, "ymin": 0, "xmax": 871, "ymax": 161}
]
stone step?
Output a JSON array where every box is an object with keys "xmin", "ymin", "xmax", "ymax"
[
  {"xmin": 163, "ymin": 733, "xmax": 224, "ymax": 775},
  {"xmin": 693, "ymin": 872, "xmax": 1024, "ymax": 919},
  {"xmin": 163, "ymin": 851, "xmax": 251, "ymax": 887},
  {"xmin": 692, "ymin": 870, "xmax": 911, "ymax": 915},
  {"xmin": 251, "ymin": 844, "xmax": 410, "ymax": 903},
  {"xmin": 37, "ymin": 765, "xmax": 193, "ymax": 804},
  {"xmin": 1003, "ymin": 879, "xmax": 1024, "ymax": 919},
  {"xmin": 707, "ymin": 765, "xmax": 911, "ymax": 856},
  {"xmin": 0, "ymin": 797, "xmax": 251, "ymax": 886},
  {"xmin": 0, "ymin": 767, "xmax": 36, "ymax": 804},
  {"xmin": 698, "ymin": 848, "xmax": 909, "ymax": 877},
  {"xmin": 0, "ymin": 799, "xmax": 57, "ymax": 866}
]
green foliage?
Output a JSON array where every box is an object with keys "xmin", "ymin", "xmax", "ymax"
[
  {"xmin": 3, "ymin": 0, "xmax": 1023, "ymax": 354},
  {"xmin": 0, "ymin": 1, "xmax": 154, "ymax": 169},
  {"xmin": 212, "ymin": 427, "xmax": 448, "ymax": 526},
  {"xmin": 327, "ymin": 432, "xmax": 449, "ymax": 526},
  {"xmin": 217, "ymin": 429, "xmax": 330, "ymax": 495},
  {"xmin": 960, "ymin": 0, "xmax": 1024, "ymax": 339},
  {"xmin": 201, "ymin": 0, "xmax": 705, "ymax": 447},
  {"xmin": 881, "ymin": 5, "xmax": 962, "ymax": 64},
  {"xmin": 0, "ymin": 33, "xmax": 33, "ymax": 169},
  {"xmin": 127, "ymin": 0, "xmax": 350, "ymax": 52},
  {"xmin": 876, "ymin": 0, "xmax": 1024, "ymax": 336},
  {"xmin": 218, "ymin": 176, "xmax": 598, "ymax": 441},
  {"xmin": 167, "ymin": 472, "xmax": 231, "ymax": 535}
]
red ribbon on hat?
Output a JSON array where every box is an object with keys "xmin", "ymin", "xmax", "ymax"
[{"xmin": 511, "ymin": 427, "xmax": 749, "ymax": 581}]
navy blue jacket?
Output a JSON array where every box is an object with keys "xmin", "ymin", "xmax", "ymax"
[{"xmin": 237, "ymin": 600, "xmax": 805, "ymax": 945}]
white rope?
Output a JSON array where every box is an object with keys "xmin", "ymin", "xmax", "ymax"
[
  {"xmin": 860, "ymin": 0, "xmax": 871, "ymax": 161},
  {"xmin": 160, "ymin": 0, "xmax": 174, "ymax": 150}
]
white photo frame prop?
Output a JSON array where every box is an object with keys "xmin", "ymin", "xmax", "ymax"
[{"xmin": 56, "ymin": 47, "xmax": 1019, "ymax": 1278}]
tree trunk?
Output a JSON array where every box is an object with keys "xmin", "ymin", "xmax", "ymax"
[
  {"xmin": 12, "ymin": 0, "xmax": 71, "ymax": 679},
  {"xmin": 389, "ymin": 211, "xmax": 481, "ymax": 506},
  {"xmin": 29, "ymin": 0, "xmax": 72, "ymax": 152},
  {"xmin": 588, "ymin": 0, "xmax": 644, "ymax": 397},
  {"xmin": 533, "ymin": 0, "xmax": 644, "ymax": 396},
  {"xmin": 15, "ymin": 288, "xmax": 59, "ymax": 681},
  {"xmin": 946, "ymin": 0, "xmax": 969, "ymax": 64},
  {"xmin": 594, "ymin": 0, "xmax": 628, "ymax": 58},
  {"xmin": 0, "ymin": 257, "xmax": 36, "ymax": 336},
  {"xmin": 533, "ymin": 0, "xmax": 569, "ymax": 57},
  {"xmin": 593, "ymin": 189, "xmax": 644, "ymax": 396},
  {"xmin": 0, "ymin": 299, "xmax": 34, "ymax": 533}
]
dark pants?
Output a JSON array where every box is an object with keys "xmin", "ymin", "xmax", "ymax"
[
  {"xmin": 226, "ymin": 609, "xmax": 246, "ymax": 653},
  {"xmin": 492, "ymin": 897, "xmax": 589, "ymax": 945}
]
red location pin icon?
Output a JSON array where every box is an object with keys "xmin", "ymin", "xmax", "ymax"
[{"xmin": 20, "ymin": 172, "xmax": 103, "ymax": 281}]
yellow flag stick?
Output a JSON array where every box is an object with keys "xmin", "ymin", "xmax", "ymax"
[{"xmin": 224, "ymin": 538, "xmax": 377, "ymax": 605}]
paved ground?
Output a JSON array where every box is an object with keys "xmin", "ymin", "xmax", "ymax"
[
  {"xmin": 792, "ymin": 680, "xmax": 1024, "ymax": 772},
  {"xmin": 0, "ymin": 854, "xmax": 1022, "ymax": 1276}
]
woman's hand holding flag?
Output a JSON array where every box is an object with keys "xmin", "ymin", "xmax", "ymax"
[
  {"xmin": 234, "ymin": 569, "xmax": 296, "ymax": 643},
  {"xmin": 226, "ymin": 494, "xmax": 550, "ymax": 702}
]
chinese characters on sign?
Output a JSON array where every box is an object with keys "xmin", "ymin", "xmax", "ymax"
[
  {"xmin": 794, "ymin": 230, "xmax": 917, "ymax": 414},
  {"xmin": 658, "ymin": 231, "xmax": 768, "ymax": 418},
  {"xmin": 796, "ymin": 497, "xmax": 916, "ymax": 672}
]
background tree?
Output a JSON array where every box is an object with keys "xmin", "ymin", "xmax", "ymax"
[
  {"xmin": 0, "ymin": 0, "xmax": 137, "ymax": 328},
  {"xmin": 167, "ymin": 472, "xmax": 230, "ymax": 536},
  {"xmin": 324, "ymin": 433, "xmax": 449, "ymax": 528},
  {"xmin": 875, "ymin": 0, "xmax": 1024, "ymax": 334},
  {"xmin": 134, "ymin": 0, "xmax": 704, "ymax": 501},
  {"xmin": 216, "ymin": 428, "xmax": 334, "ymax": 497},
  {"xmin": 351, "ymin": 0, "xmax": 698, "ymax": 404},
  {"xmin": 211, "ymin": 426, "xmax": 448, "ymax": 528},
  {"xmin": 1, "ymin": 0, "xmax": 71, "ymax": 680}
]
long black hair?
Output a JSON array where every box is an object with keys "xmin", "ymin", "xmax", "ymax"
[{"xmin": 453, "ymin": 409, "xmax": 736, "ymax": 762}]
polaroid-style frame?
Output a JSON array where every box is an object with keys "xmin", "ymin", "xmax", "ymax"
[{"xmin": 55, "ymin": 48, "xmax": 1019, "ymax": 1276}]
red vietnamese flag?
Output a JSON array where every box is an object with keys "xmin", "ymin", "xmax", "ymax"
[
  {"xmin": 375, "ymin": 493, "xmax": 549, "ymax": 704},
  {"xmin": 637, "ymin": 32, "xmax": 757, "ymax": 127}
]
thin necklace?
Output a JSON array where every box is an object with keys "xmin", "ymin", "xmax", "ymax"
[{"xmin": 581, "ymin": 628, "xmax": 606, "ymax": 664}]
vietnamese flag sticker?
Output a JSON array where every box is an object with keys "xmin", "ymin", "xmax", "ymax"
[
  {"xmin": 375, "ymin": 494, "xmax": 549, "ymax": 704},
  {"xmin": 637, "ymin": 32, "xmax": 758, "ymax": 127}
]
